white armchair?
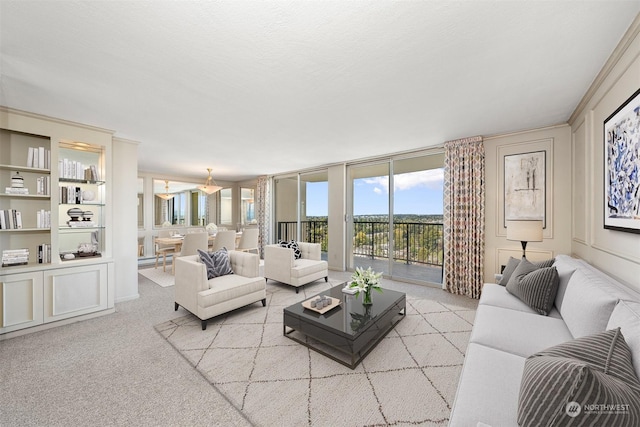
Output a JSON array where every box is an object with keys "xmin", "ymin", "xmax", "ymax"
[
  {"xmin": 174, "ymin": 251, "xmax": 266, "ymax": 330},
  {"xmin": 264, "ymin": 242, "xmax": 328, "ymax": 293}
]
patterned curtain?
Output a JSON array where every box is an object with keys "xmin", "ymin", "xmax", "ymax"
[
  {"xmin": 443, "ymin": 136, "xmax": 485, "ymax": 299},
  {"xmin": 256, "ymin": 176, "xmax": 271, "ymax": 258}
]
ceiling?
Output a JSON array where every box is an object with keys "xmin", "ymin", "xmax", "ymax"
[{"xmin": 1, "ymin": 1, "xmax": 639, "ymax": 182}]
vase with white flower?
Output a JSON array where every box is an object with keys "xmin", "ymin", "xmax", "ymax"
[
  {"xmin": 205, "ymin": 223, "xmax": 218, "ymax": 235},
  {"xmin": 349, "ymin": 266, "xmax": 383, "ymax": 305}
]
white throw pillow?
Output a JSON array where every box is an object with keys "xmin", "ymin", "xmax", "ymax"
[
  {"xmin": 608, "ymin": 300, "xmax": 640, "ymax": 379},
  {"xmin": 560, "ymin": 268, "xmax": 619, "ymax": 338}
]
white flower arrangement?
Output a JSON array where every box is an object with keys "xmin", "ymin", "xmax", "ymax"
[
  {"xmin": 349, "ymin": 266, "xmax": 383, "ymax": 304},
  {"xmin": 206, "ymin": 223, "xmax": 218, "ymax": 234}
]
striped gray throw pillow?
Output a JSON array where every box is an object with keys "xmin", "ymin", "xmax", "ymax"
[
  {"xmin": 506, "ymin": 265, "xmax": 559, "ymax": 315},
  {"xmin": 498, "ymin": 257, "xmax": 556, "ymax": 286},
  {"xmin": 518, "ymin": 328, "xmax": 640, "ymax": 426},
  {"xmin": 197, "ymin": 248, "xmax": 234, "ymax": 280}
]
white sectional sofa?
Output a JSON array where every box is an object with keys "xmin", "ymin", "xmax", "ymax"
[{"xmin": 449, "ymin": 254, "xmax": 640, "ymax": 426}]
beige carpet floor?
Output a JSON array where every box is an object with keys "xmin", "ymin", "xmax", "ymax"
[
  {"xmin": 139, "ymin": 266, "xmax": 175, "ymax": 287},
  {"xmin": 155, "ymin": 279, "xmax": 476, "ymax": 426}
]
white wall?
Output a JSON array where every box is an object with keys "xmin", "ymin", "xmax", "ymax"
[
  {"xmin": 569, "ymin": 15, "xmax": 640, "ymax": 291},
  {"xmin": 327, "ymin": 164, "xmax": 346, "ymax": 271},
  {"xmin": 112, "ymin": 137, "xmax": 140, "ymax": 302}
]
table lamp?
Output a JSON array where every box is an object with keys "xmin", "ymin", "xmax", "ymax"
[{"xmin": 506, "ymin": 219, "xmax": 543, "ymax": 258}]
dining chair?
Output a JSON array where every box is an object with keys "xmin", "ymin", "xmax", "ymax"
[
  {"xmin": 172, "ymin": 232, "xmax": 208, "ymax": 274},
  {"xmin": 155, "ymin": 228, "xmax": 178, "ymax": 272},
  {"xmin": 187, "ymin": 227, "xmax": 205, "ymax": 233},
  {"xmin": 236, "ymin": 227, "xmax": 259, "ymax": 254},
  {"xmin": 211, "ymin": 230, "xmax": 237, "ymax": 252},
  {"xmin": 138, "ymin": 236, "xmax": 145, "ymax": 257}
]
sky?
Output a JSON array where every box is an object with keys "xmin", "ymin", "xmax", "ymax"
[{"xmin": 305, "ymin": 168, "xmax": 444, "ymax": 216}]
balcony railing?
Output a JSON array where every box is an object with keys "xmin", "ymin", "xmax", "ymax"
[
  {"xmin": 277, "ymin": 220, "xmax": 329, "ymax": 252},
  {"xmin": 276, "ymin": 220, "xmax": 444, "ymax": 268}
]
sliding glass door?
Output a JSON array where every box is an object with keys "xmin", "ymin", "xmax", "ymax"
[
  {"xmin": 274, "ymin": 171, "xmax": 328, "ymax": 259},
  {"xmin": 392, "ymin": 155, "xmax": 444, "ymax": 284},
  {"xmin": 347, "ymin": 162, "xmax": 390, "ymax": 276},
  {"xmin": 347, "ymin": 152, "xmax": 444, "ymax": 285},
  {"xmin": 300, "ymin": 171, "xmax": 328, "ymax": 254}
]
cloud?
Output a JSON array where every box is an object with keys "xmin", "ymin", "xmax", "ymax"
[
  {"xmin": 363, "ymin": 169, "xmax": 444, "ymax": 194},
  {"xmin": 373, "ymin": 187, "xmax": 382, "ymax": 194}
]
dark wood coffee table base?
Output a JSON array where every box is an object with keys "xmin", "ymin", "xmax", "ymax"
[{"xmin": 283, "ymin": 291, "xmax": 406, "ymax": 369}]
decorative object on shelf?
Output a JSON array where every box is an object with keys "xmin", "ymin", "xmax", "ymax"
[
  {"xmin": 78, "ymin": 242, "xmax": 98, "ymax": 256},
  {"xmin": 156, "ymin": 180, "xmax": 175, "ymax": 201},
  {"xmin": 81, "ymin": 189, "xmax": 95, "ymax": 201},
  {"xmin": 11, "ymin": 171, "xmax": 24, "ymax": 188},
  {"xmin": 349, "ymin": 266, "xmax": 383, "ymax": 305},
  {"xmin": 604, "ymin": 87, "xmax": 640, "ymax": 234},
  {"xmin": 67, "ymin": 207, "xmax": 84, "ymax": 221},
  {"xmin": 198, "ymin": 168, "xmax": 222, "ymax": 195},
  {"xmin": 6, "ymin": 171, "xmax": 29, "ymax": 194},
  {"xmin": 504, "ymin": 151, "xmax": 546, "ymax": 227},
  {"xmin": 206, "ymin": 222, "xmax": 218, "ymax": 235},
  {"xmin": 82, "ymin": 210, "xmax": 94, "ymax": 221},
  {"xmin": 63, "ymin": 253, "xmax": 75, "ymax": 260}
]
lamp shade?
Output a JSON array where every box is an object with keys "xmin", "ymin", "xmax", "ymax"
[
  {"xmin": 156, "ymin": 193, "xmax": 175, "ymax": 201},
  {"xmin": 198, "ymin": 168, "xmax": 222, "ymax": 195},
  {"xmin": 155, "ymin": 180, "xmax": 175, "ymax": 200},
  {"xmin": 198, "ymin": 184, "xmax": 222, "ymax": 195},
  {"xmin": 506, "ymin": 220, "xmax": 543, "ymax": 242}
]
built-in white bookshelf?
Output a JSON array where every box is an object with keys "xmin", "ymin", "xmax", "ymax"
[{"xmin": 0, "ymin": 110, "xmax": 115, "ymax": 337}]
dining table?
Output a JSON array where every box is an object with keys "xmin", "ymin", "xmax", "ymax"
[{"xmin": 154, "ymin": 232, "xmax": 241, "ymax": 253}]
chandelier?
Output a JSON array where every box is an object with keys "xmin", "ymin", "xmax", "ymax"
[
  {"xmin": 156, "ymin": 180, "xmax": 175, "ymax": 201},
  {"xmin": 198, "ymin": 168, "xmax": 222, "ymax": 195}
]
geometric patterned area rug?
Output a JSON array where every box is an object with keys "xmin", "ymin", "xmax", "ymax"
[
  {"xmin": 139, "ymin": 267, "xmax": 175, "ymax": 287},
  {"xmin": 155, "ymin": 279, "xmax": 475, "ymax": 426}
]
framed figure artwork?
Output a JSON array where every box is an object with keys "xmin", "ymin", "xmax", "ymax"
[
  {"xmin": 504, "ymin": 150, "xmax": 546, "ymax": 228},
  {"xmin": 604, "ymin": 87, "xmax": 640, "ymax": 234}
]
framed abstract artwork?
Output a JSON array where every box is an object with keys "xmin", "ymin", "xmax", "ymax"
[
  {"xmin": 504, "ymin": 150, "xmax": 546, "ymax": 228},
  {"xmin": 604, "ymin": 87, "xmax": 640, "ymax": 234}
]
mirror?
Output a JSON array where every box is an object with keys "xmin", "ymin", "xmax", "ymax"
[
  {"xmin": 241, "ymin": 187, "xmax": 256, "ymax": 226},
  {"xmin": 154, "ymin": 179, "xmax": 212, "ymax": 227},
  {"xmin": 219, "ymin": 188, "xmax": 233, "ymax": 227}
]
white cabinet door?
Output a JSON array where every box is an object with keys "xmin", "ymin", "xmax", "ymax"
[
  {"xmin": 44, "ymin": 263, "xmax": 108, "ymax": 323},
  {"xmin": 0, "ymin": 271, "xmax": 44, "ymax": 334}
]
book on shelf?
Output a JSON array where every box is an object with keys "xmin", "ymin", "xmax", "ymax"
[
  {"xmin": 5, "ymin": 187, "xmax": 29, "ymax": 195},
  {"xmin": 38, "ymin": 243, "xmax": 51, "ymax": 264},
  {"xmin": 59, "ymin": 159, "xmax": 99, "ymax": 181},
  {"xmin": 66, "ymin": 221, "xmax": 95, "ymax": 228},
  {"xmin": 60, "ymin": 185, "xmax": 84, "ymax": 204},
  {"xmin": 36, "ymin": 209, "xmax": 51, "ymax": 228},
  {"xmin": 26, "ymin": 146, "xmax": 51, "ymax": 169},
  {"xmin": 0, "ymin": 209, "xmax": 23, "ymax": 229},
  {"xmin": 2, "ymin": 248, "xmax": 29, "ymax": 267},
  {"xmin": 36, "ymin": 176, "xmax": 50, "ymax": 195},
  {"xmin": 89, "ymin": 165, "xmax": 99, "ymax": 181}
]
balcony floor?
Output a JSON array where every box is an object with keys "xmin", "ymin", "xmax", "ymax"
[{"xmin": 348, "ymin": 255, "xmax": 443, "ymax": 285}]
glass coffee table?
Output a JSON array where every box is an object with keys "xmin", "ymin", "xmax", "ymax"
[{"xmin": 283, "ymin": 283, "xmax": 406, "ymax": 369}]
